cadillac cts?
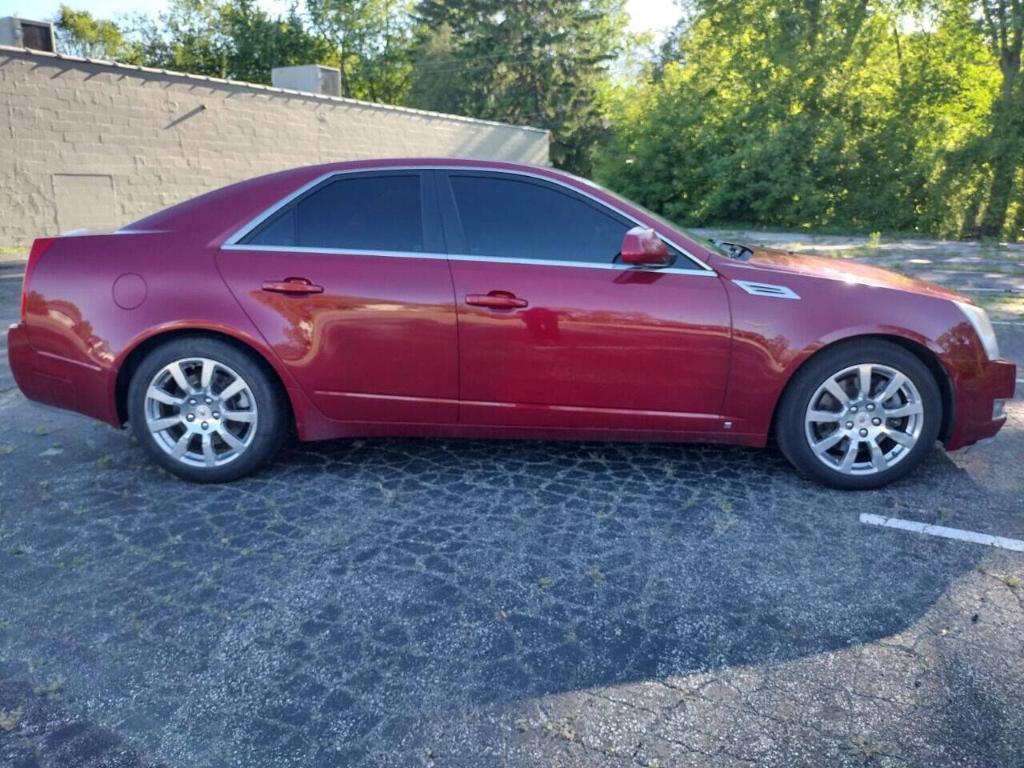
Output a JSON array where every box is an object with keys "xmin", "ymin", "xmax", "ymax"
[{"xmin": 7, "ymin": 159, "xmax": 1016, "ymax": 488}]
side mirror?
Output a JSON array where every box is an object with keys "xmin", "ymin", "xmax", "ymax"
[{"xmin": 620, "ymin": 226, "xmax": 670, "ymax": 267}]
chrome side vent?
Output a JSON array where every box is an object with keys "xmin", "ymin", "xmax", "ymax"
[{"xmin": 733, "ymin": 280, "xmax": 800, "ymax": 300}]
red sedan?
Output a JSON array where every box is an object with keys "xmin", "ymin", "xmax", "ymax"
[{"xmin": 7, "ymin": 159, "xmax": 1015, "ymax": 488}]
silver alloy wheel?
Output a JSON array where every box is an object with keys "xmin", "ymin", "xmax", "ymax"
[
  {"xmin": 143, "ymin": 357, "xmax": 258, "ymax": 468},
  {"xmin": 803, "ymin": 363, "xmax": 924, "ymax": 476}
]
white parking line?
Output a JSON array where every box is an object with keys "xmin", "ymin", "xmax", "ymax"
[{"xmin": 860, "ymin": 513, "xmax": 1024, "ymax": 553}]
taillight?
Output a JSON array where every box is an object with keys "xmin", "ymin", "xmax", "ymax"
[{"xmin": 21, "ymin": 237, "xmax": 56, "ymax": 321}]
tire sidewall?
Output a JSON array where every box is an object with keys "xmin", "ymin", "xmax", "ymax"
[
  {"xmin": 127, "ymin": 337, "xmax": 286, "ymax": 483},
  {"xmin": 777, "ymin": 341, "xmax": 942, "ymax": 490}
]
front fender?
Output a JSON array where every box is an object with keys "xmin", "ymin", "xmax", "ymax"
[{"xmin": 718, "ymin": 275, "xmax": 970, "ymax": 438}]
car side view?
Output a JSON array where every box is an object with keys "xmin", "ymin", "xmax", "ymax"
[{"xmin": 7, "ymin": 159, "xmax": 1016, "ymax": 488}]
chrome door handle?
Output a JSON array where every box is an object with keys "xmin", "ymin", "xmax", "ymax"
[
  {"xmin": 466, "ymin": 291, "xmax": 528, "ymax": 309},
  {"xmin": 261, "ymin": 278, "xmax": 324, "ymax": 295}
]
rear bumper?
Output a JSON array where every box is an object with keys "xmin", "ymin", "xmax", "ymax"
[
  {"xmin": 945, "ymin": 357, "xmax": 1017, "ymax": 450},
  {"xmin": 7, "ymin": 323, "xmax": 119, "ymax": 425}
]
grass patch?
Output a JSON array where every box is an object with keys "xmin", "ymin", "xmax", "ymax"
[
  {"xmin": 998, "ymin": 574, "xmax": 1022, "ymax": 589},
  {"xmin": 974, "ymin": 293, "xmax": 1024, "ymax": 319},
  {"xmin": 0, "ymin": 708, "xmax": 20, "ymax": 732},
  {"xmin": 543, "ymin": 719, "xmax": 577, "ymax": 743},
  {"xmin": 0, "ymin": 246, "xmax": 27, "ymax": 260},
  {"xmin": 32, "ymin": 676, "xmax": 64, "ymax": 699},
  {"xmin": 713, "ymin": 512, "xmax": 738, "ymax": 535}
]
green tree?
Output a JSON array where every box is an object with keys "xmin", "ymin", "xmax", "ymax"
[
  {"xmin": 221, "ymin": 1, "xmax": 336, "ymax": 84},
  {"xmin": 407, "ymin": 0, "xmax": 628, "ymax": 174},
  {"xmin": 54, "ymin": 5, "xmax": 142, "ymax": 62},
  {"xmin": 596, "ymin": 0, "xmax": 1013, "ymax": 238},
  {"xmin": 600, "ymin": 1, "xmax": 897, "ymax": 229},
  {"xmin": 134, "ymin": 0, "xmax": 228, "ymax": 77},
  {"xmin": 305, "ymin": 0, "xmax": 414, "ymax": 101},
  {"xmin": 973, "ymin": 0, "xmax": 1023, "ymax": 236},
  {"xmin": 130, "ymin": 0, "xmax": 334, "ymax": 85}
]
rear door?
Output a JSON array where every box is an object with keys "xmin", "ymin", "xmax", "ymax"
[
  {"xmin": 217, "ymin": 170, "xmax": 459, "ymax": 424},
  {"xmin": 438, "ymin": 170, "xmax": 732, "ymax": 433}
]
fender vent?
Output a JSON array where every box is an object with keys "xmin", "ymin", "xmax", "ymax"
[{"xmin": 733, "ymin": 280, "xmax": 800, "ymax": 300}]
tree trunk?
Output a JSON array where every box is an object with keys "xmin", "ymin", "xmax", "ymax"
[
  {"xmin": 339, "ymin": 43, "xmax": 352, "ymax": 98},
  {"xmin": 979, "ymin": 100, "xmax": 1021, "ymax": 236},
  {"xmin": 978, "ymin": 26, "xmax": 1023, "ymax": 237},
  {"xmin": 980, "ymin": 137, "xmax": 1020, "ymax": 238}
]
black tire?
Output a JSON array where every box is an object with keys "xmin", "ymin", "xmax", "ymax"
[
  {"xmin": 127, "ymin": 336, "xmax": 288, "ymax": 483},
  {"xmin": 775, "ymin": 340, "xmax": 942, "ymax": 490}
]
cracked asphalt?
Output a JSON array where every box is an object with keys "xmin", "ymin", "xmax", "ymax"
[{"xmin": 0, "ymin": 257, "xmax": 1022, "ymax": 768}]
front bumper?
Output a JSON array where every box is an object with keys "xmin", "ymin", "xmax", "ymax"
[
  {"xmin": 7, "ymin": 323, "xmax": 118, "ymax": 425},
  {"xmin": 945, "ymin": 357, "xmax": 1017, "ymax": 450}
]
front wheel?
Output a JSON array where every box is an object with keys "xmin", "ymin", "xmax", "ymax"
[
  {"xmin": 775, "ymin": 341, "xmax": 942, "ymax": 490},
  {"xmin": 127, "ymin": 337, "xmax": 287, "ymax": 483}
]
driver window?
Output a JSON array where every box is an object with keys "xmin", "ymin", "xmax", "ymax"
[{"xmin": 448, "ymin": 175, "xmax": 630, "ymax": 264}]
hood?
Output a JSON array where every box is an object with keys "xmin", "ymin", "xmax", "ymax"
[{"xmin": 737, "ymin": 247, "xmax": 965, "ymax": 302}]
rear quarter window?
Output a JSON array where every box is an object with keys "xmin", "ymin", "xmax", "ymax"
[{"xmin": 244, "ymin": 174, "xmax": 425, "ymax": 253}]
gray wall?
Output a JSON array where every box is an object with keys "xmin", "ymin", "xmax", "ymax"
[{"xmin": 0, "ymin": 46, "xmax": 550, "ymax": 246}]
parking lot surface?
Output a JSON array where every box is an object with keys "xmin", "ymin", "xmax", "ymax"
[{"xmin": 1, "ymin": 253, "xmax": 1022, "ymax": 767}]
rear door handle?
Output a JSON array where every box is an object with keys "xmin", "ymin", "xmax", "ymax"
[
  {"xmin": 466, "ymin": 291, "xmax": 528, "ymax": 309},
  {"xmin": 261, "ymin": 278, "xmax": 324, "ymax": 295}
]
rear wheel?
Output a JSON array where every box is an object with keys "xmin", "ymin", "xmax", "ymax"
[
  {"xmin": 127, "ymin": 337, "xmax": 287, "ymax": 482},
  {"xmin": 776, "ymin": 340, "xmax": 942, "ymax": 490}
]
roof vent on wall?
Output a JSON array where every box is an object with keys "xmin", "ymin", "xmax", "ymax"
[
  {"xmin": 271, "ymin": 65, "xmax": 341, "ymax": 97},
  {"xmin": 0, "ymin": 17, "xmax": 56, "ymax": 53}
]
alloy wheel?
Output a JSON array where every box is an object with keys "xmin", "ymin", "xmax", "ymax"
[
  {"xmin": 803, "ymin": 363, "xmax": 924, "ymax": 476},
  {"xmin": 143, "ymin": 357, "xmax": 258, "ymax": 467}
]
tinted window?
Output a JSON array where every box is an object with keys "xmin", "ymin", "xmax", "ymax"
[
  {"xmin": 449, "ymin": 175, "xmax": 631, "ymax": 264},
  {"xmin": 246, "ymin": 174, "xmax": 424, "ymax": 252}
]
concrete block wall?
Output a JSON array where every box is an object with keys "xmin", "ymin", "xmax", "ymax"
[{"xmin": 0, "ymin": 46, "xmax": 550, "ymax": 246}]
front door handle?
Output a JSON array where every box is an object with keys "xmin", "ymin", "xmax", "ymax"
[
  {"xmin": 466, "ymin": 291, "xmax": 528, "ymax": 309},
  {"xmin": 261, "ymin": 278, "xmax": 324, "ymax": 295}
]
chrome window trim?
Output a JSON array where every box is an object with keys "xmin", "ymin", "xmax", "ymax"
[
  {"xmin": 220, "ymin": 165, "xmax": 716, "ymax": 274},
  {"xmin": 220, "ymin": 242, "xmax": 717, "ymax": 276},
  {"xmin": 220, "ymin": 243, "xmax": 450, "ymax": 261},
  {"xmin": 448, "ymin": 253, "xmax": 717, "ymax": 275}
]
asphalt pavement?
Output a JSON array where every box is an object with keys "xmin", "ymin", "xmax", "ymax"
[{"xmin": 0, "ymin": 254, "xmax": 1022, "ymax": 768}]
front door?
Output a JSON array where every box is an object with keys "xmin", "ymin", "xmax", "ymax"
[
  {"xmin": 437, "ymin": 171, "xmax": 732, "ymax": 433},
  {"xmin": 217, "ymin": 170, "xmax": 458, "ymax": 424}
]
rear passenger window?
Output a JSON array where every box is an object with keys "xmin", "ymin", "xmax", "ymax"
[
  {"xmin": 448, "ymin": 175, "xmax": 630, "ymax": 264},
  {"xmin": 245, "ymin": 174, "xmax": 425, "ymax": 252}
]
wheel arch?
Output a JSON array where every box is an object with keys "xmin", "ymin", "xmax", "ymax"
[
  {"xmin": 113, "ymin": 327, "xmax": 297, "ymax": 429},
  {"xmin": 770, "ymin": 333, "xmax": 955, "ymax": 443}
]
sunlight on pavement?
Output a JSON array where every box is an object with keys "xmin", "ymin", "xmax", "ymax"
[{"xmin": 421, "ymin": 557, "xmax": 1024, "ymax": 766}]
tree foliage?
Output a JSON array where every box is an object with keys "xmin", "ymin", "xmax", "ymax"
[
  {"xmin": 405, "ymin": 0, "xmax": 627, "ymax": 173},
  {"xmin": 131, "ymin": 0, "xmax": 333, "ymax": 84},
  {"xmin": 972, "ymin": 0, "xmax": 1024, "ymax": 235},
  {"xmin": 596, "ymin": 0, "xmax": 1022, "ymax": 239},
  {"xmin": 55, "ymin": 5, "xmax": 143, "ymax": 62},
  {"xmin": 305, "ymin": 0, "xmax": 414, "ymax": 101},
  {"xmin": 51, "ymin": 0, "xmax": 1024, "ymax": 239}
]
